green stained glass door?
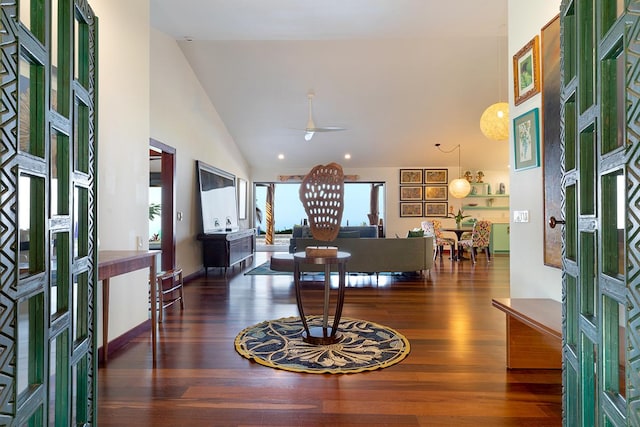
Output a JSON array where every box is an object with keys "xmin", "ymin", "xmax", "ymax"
[
  {"xmin": 1, "ymin": 0, "xmax": 97, "ymax": 424},
  {"xmin": 560, "ymin": 0, "xmax": 639, "ymax": 425}
]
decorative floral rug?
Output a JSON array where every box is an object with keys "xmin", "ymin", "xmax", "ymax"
[{"xmin": 234, "ymin": 316, "xmax": 410, "ymax": 374}]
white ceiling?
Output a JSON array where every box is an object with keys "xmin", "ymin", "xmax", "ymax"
[{"xmin": 150, "ymin": 0, "xmax": 511, "ymax": 171}]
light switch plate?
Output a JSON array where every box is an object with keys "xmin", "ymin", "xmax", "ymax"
[{"xmin": 513, "ymin": 210, "xmax": 529, "ymax": 223}]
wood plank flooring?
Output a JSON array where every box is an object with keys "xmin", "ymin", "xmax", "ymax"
[{"xmin": 97, "ymin": 252, "xmax": 562, "ymax": 426}]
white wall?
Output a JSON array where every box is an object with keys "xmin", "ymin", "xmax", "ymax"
[
  {"xmin": 150, "ymin": 29, "xmax": 251, "ymax": 277},
  {"xmin": 508, "ymin": 0, "xmax": 562, "ymax": 300},
  {"xmin": 92, "ymin": 0, "xmax": 151, "ymax": 344}
]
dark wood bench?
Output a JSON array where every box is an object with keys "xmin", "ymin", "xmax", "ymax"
[{"xmin": 491, "ymin": 298, "xmax": 562, "ymax": 369}]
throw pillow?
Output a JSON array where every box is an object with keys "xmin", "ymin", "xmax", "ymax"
[{"xmin": 407, "ymin": 229, "xmax": 424, "ymax": 238}]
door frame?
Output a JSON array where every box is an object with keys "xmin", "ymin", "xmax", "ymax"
[{"xmin": 150, "ymin": 138, "xmax": 176, "ymax": 271}]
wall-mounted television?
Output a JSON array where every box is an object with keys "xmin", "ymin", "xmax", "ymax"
[{"xmin": 196, "ymin": 160, "xmax": 238, "ymax": 233}]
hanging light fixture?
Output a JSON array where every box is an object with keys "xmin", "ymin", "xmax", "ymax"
[
  {"xmin": 435, "ymin": 143, "xmax": 471, "ymax": 199},
  {"xmin": 480, "ymin": 102, "xmax": 509, "ymax": 140},
  {"xmin": 480, "ymin": 35, "xmax": 509, "ymax": 141}
]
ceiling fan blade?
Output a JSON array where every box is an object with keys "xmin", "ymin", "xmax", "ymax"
[{"xmin": 307, "ymin": 126, "xmax": 346, "ymax": 132}]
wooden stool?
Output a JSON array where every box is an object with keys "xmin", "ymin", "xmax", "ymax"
[{"xmin": 156, "ymin": 268, "xmax": 184, "ymax": 322}]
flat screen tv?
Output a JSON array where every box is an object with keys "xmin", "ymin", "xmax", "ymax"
[{"xmin": 196, "ymin": 160, "xmax": 238, "ymax": 233}]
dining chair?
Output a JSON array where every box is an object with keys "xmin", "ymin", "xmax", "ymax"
[
  {"xmin": 457, "ymin": 220, "xmax": 492, "ymax": 263},
  {"xmin": 421, "ymin": 221, "xmax": 439, "ymax": 261},
  {"xmin": 431, "ymin": 219, "xmax": 456, "ymax": 260}
]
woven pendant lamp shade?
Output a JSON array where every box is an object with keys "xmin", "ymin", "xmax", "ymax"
[
  {"xmin": 449, "ymin": 178, "xmax": 471, "ymax": 199},
  {"xmin": 480, "ymin": 102, "xmax": 509, "ymax": 141}
]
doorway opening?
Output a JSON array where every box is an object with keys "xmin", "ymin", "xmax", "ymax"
[{"xmin": 149, "ymin": 139, "xmax": 176, "ymax": 271}]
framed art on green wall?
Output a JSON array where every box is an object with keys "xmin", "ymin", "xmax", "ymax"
[{"xmin": 513, "ymin": 108, "xmax": 540, "ymax": 171}]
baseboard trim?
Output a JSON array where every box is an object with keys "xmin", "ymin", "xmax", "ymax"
[{"xmin": 99, "ymin": 320, "xmax": 150, "ymax": 363}]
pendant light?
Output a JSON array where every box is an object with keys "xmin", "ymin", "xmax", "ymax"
[
  {"xmin": 435, "ymin": 143, "xmax": 471, "ymax": 199},
  {"xmin": 480, "ymin": 102, "xmax": 509, "ymax": 140},
  {"xmin": 480, "ymin": 36, "xmax": 509, "ymax": 141}
]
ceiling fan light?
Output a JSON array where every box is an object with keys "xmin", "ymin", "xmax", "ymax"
[
  {"xmin": 449, "ymin": 178, "xmax": 471, "ymax": 199},
  {"xmin": 480, "ymin": 102, "xmax": 509, "ymax": 141},
  {"xmin": 304, "ymin": 131, "xmax": 314, "ymax": 141}
]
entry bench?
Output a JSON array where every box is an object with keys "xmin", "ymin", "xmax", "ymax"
[{"xmin": 491, "ymin": 298, "xmax": 562, "ymax": 369}]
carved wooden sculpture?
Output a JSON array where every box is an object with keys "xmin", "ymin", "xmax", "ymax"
[{"xmin": 299, "ymin": 163, "xmax": 345, "ymax": 245}]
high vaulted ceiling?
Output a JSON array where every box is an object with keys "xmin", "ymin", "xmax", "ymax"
[{"xmin": 150, "ymin": 0, "xmax": 511, "ymax": 171}]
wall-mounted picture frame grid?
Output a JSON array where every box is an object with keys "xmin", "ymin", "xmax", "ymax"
[
  {"xmin": 425, "ymin": 202, "xmax": 449, "ymax": 217},
  {"xmin": 424, "ymin": 169, "xmax": 448, "ymax": 184},
  {"xmin": 400, "ymin": 202, "xmax": 423, "ymax": 217},
  {"xmin": 400, "ymin": 169, "xmax": 423, "ymax": 185},
  {"xmin": 424, "ymin": 185, "xmax": 448, "ymax": 201},
  {"xmin": 400, "ymin": 186, "xmax": 423, "ymax": 201}
]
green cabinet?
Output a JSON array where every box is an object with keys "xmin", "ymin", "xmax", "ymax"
[{"xmin": 491, "ymin": 223, "xmax": 510, "ymax": 254}]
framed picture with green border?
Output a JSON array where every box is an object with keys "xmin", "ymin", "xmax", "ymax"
[{"xmin": 513, "ymin": 108, "xmax": 540, "ymax": 171}]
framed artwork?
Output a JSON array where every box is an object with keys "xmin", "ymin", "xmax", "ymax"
[
  {"xmin": 400, "ymin": 186, "xmax": 423, "ymax": 201},
  {"xmin": 425, "ymin": 202, "xmax": 448, "ymax": 217},
  {"xmin": 513, "ymin": 108, "xmax": 541, "ymax": 171},
  {"xmin": 513, "ymin": 35, "xmax": 541, "ymax": 105},
  {"xmin": 400, "ymin": 169, "xmax": 423, "ymax": 185},
  {"xmin": 400, "ymin": 202, "xmax": 423, "ymax": 217},
  {"xmin": 237, "ymin": 178, "xmax": 247, "ymax": 219},
  {"xmin": 424, "ymin": 169, "xmax": 448, "ymax": 184},
  {"xmin": 424, "ymin": 185, "xmax": 448, "ymax": 201}
]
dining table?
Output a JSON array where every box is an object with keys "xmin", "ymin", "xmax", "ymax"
[{"xmin": 441, "ymin": 226, "xmax": 473, "ymax": 261}]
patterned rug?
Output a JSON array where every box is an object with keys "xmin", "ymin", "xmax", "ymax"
[{"xmin": 234, "ymin": 316, "xmax": 410, "ymax": 374}]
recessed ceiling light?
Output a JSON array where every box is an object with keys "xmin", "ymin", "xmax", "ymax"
[
  {"xmin": 183, "ymin": 36, "xmax": 194, "ymax": 42},
  {"xmin": 344, "ymin": 153, "xmax": 351, "ymax": 160},
  {"xmin": 278, "ymin": 154, "xmax": 285, "ymax": 160}
]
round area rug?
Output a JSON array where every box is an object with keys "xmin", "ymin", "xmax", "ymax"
[{"xmin": 234, "ymin": 316, "xmax": 410, "ymax": 374}]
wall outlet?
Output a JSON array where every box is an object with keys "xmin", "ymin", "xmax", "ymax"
[{"xmin": 513, "ymin": 210, "xmax": 529, "ymax": 223}]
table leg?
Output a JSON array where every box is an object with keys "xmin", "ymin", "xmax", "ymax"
[
  {"xmin": 150, "ymin": 256, "xmax": 157, "ymax": 364},
  {"xmin": 322, "ymin": 263, "xmax": 331, "ymax": 330},
  {"xmin": 331, "ymin": 262, "xmax": 347, "ymax": 336},
  {"xmin": 102, "ymin": 278, "xmax": 110, "ymax": 363}
]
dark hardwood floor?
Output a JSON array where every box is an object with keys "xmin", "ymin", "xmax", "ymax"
[{"xmin": 98, "ymin": 252, "xmax": 562, "ymax": 426}]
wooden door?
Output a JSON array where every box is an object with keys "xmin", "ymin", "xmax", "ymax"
[
  {"xmin": 560, "ymin": 0, "xmax": 638, "ymax": 425},
  {"xmin": 0, "ymin": 0, "xmax": 98, "ymax": 424}
]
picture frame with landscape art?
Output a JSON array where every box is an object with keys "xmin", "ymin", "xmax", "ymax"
[
  {"xmin": 513, "ymin": 35, "xmax": 540, "ymax": 105},
  {"xmin": 400, "ymin": 169, "xmax": 423, "ymax": 185},
  {"xmin": 424, "ymin": 169, "xmax": 448, "ymax": 184},
  {"xmin": 513, "ymin": 108, "xmax": 540, "ymax": 171},
  {"xmin": 424, "ymin": 185, "xmax": 448, "ymax": 201},
  {"xmin": 400, "ymin": 186, "xmax": 423, "ymax": 201},
  {"xmin": 425, "ymin": 202, "xmax": 448, "ymax": 218},
  {"xmin": 400, "ymin": 202, "xmax": 423, "ymax": 217}
]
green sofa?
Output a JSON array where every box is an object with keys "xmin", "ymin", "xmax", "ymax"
[{"xmin": 279, "ymin": 236, "xmax": 434, "ymax": 276}]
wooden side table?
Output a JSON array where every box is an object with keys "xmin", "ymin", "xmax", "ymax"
[{"xmin": 293, "ymin": 251, "xmax": 350, "ymax": 345}]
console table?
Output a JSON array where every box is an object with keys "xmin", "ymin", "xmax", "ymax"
[
  {"xmin": 197, "ymin": 229, "xmax": 255, "ymax": 275},
  {"xmin": 98, "ymin": 250, "xmax": 160, "ymax": 364}
]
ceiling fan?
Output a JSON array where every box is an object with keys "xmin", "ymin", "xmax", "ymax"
[{"xmin": 303, "ymin": 92, "xmax": 346, "ymax": 141}]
